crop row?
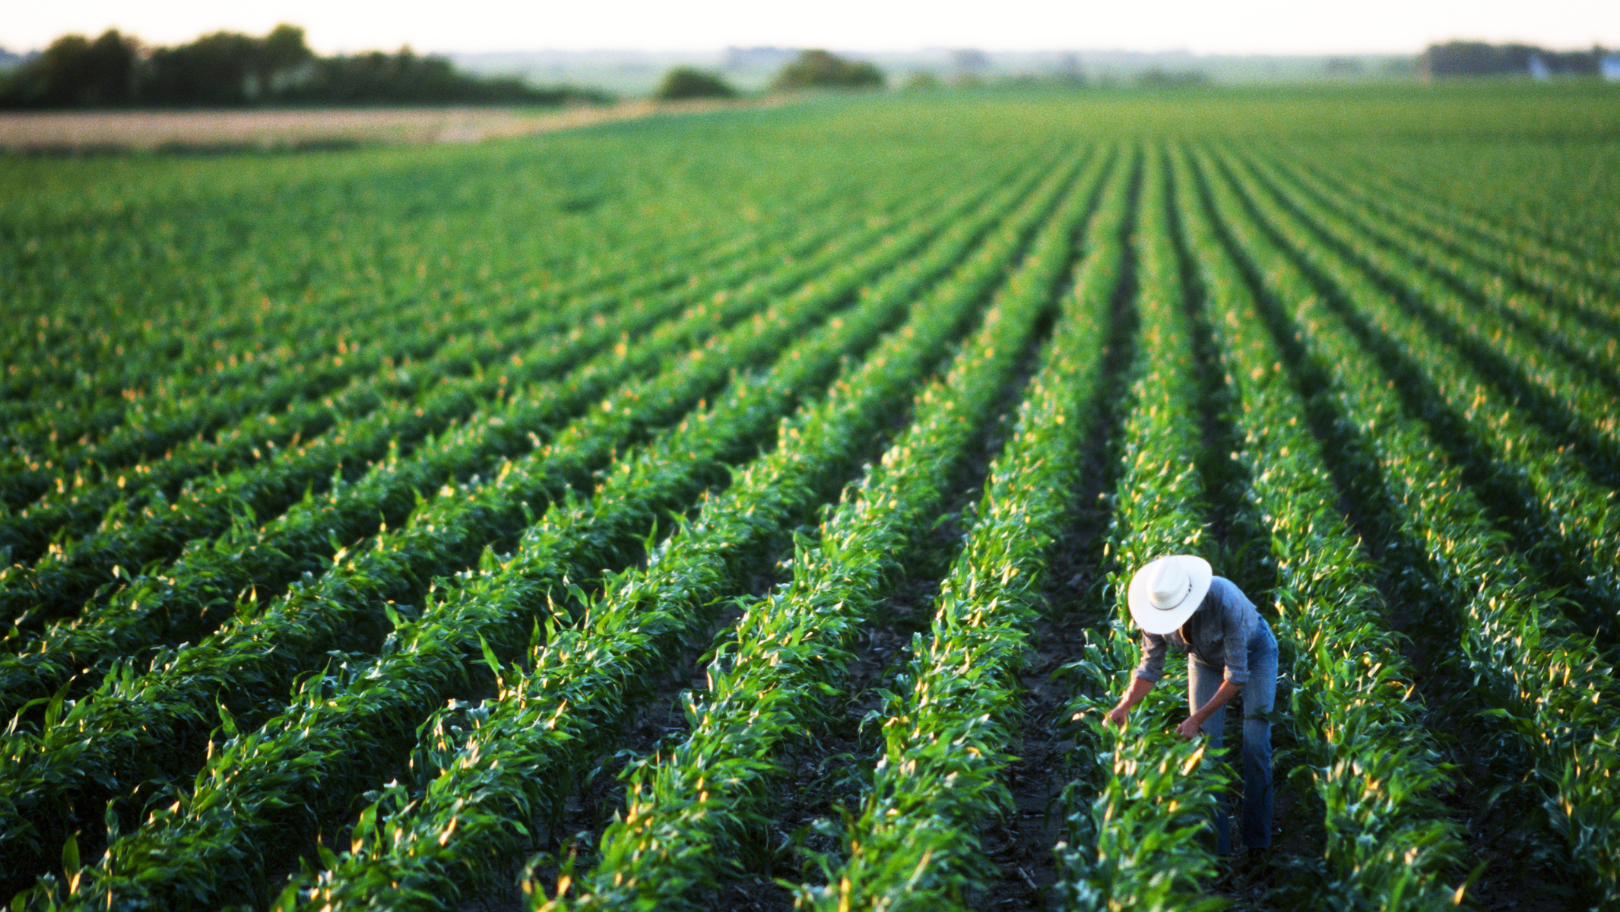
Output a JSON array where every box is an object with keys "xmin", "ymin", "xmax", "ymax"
[
  {"xmin": 1262, "ymin": 151, "xmax": 1620, "ymax": 378},
  {"xmin": 4, "ymin": 134, "xmax": 923, "ymax": 463},
  {"xmin": 7, "ymin": 147, "xmax": 1083, "ymax": 907},
  {"xmin": 0, "ymin": 143, "xmax": 1052, "ymax": 888},
  {"xmin": 1228, "ymin": 151, "xmax": 1620, "ymax": 482},
  {"xmin": 1169, "ymin": 146, "xmax": 1466, "ymax": 909},
  {"xmin": 271, "ymin": 147, "xmax": 1094, "ymax": 912},
  {"xmin": 788, "ymin": 151, "xmax": 1128, "ymax": 912},
  {"xmin": 0, "ymin": 137, "xmax": 980, "ymax": 626},
  {"xmin": 0, "ymin": 140, "xmax": 818, "ymax": 414},
  {"xmin": 0, "ymin": 137, "xmax": 946, "ymax": 550},
  {"xmin": 0, "ymin": 182, "xmax": 661, "ymax": 466},
  {"xmin": 532, "ymin": 145, "xmax": 1122, "ymax": 912},
  {"xmin": 0, "ymin": 213, "xmax": 838, "ymax": 573},
  {"xmin": 1319, "ymin": 143, "xmax": 1620, "ymax": 301},
  {"xmin": 4, "ymin": 97, "xmax": 1616, "ymax": 910},
  {"xmin": 1054, "ymin": 149, "xmax": 1224, "ymax": 910},
  {"xmin": 1212, "ymin": 144, "xmax": 1620, "ymax": 630},
  {"xmin": 5, "ymin": 247, "xmax": 617, "ymax": 481},
  {"xmin": 0, "ymin": 159, "xmax": 980, "ymax": 715},
  {"xmin": 1228, "ymin": 149, "xmax": 1620, "ymax": 630},
  {"xmin": 0, "ymin": 202, "xmax": 837, "ymax": 544},
  {"xmin": 1200, "ymin": 142, "xmax": 1620, "ymax": 905},
  {"xmin": 1, "ymin": 136, "xmax": 962, "ymax": 518}
]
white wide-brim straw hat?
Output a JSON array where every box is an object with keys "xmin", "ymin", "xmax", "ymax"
[{"xmin": 1127, "ymin": 554, "xmax": 1213, "ymax": 635}]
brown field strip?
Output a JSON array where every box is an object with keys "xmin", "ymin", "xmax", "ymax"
[{"xmin": 0, "ymin": 96, "xmax": 775, "ymax": 152}]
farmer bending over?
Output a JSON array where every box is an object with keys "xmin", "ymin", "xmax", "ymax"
[{"xmin": 1104, "ymin": 554, "xmax": 1278, "ymax": 857}]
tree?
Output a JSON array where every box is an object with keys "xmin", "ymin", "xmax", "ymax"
[
  {"xmin": 771, "ymin": 49, "xmax": 884, "ymax": 91},
  {"xmin": 656, "ymin": 67, "xmax": 736, "ymax": 100},
  {"xmin": 257, "ymin": 24, "xmax": 315, "ymax": 96},
  {"xmin": 1416, "ymin": 41, "xmax": 1601, "ymax": 78},
  {"xmin": 0, "ymin": 23, "xmax": 609, "ymax": 109},
  {"xmin": 144, "ymin": 30, "xmax": 269, "ymax": 104},
  {"xmin": 80, "ymin": 31, "xmax": 139, "ymax": 104},
  {"xmin": 1419, "ymin": 42, "xmax": 1533, "ymax": 78},
  {"xmin": 0, "ymin": 30, "xmax": 138, "ymax": 107},
  {"xmin": 1134, "ymin": 67, "xmax": 1209, "ymax": 89},
  {"xmin": 1054, "ymin": 52, "xmax": 1086, "ymax": 86}
]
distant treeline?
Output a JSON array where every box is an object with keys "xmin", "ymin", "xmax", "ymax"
[
  {"xmin": 0, "ymin": 25, "xmax": 609, "ymax": 109},
  {"xmin": 770, "ymin": 50, "xmax": 884, "ymax": 90},
  {"xmin": 1419, "ymin": 41, "xmax": 1614, "ymax": 78},
  {"xmin": 653, "ymin": 49, "xmax": 885, "ymax": 101}
]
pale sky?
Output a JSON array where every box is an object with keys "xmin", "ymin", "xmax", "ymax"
[{"xmin": 4, "ymin": 0, "xmax": 1618, "ymax": 56}]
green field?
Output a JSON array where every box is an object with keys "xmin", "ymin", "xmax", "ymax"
[{"xmin": 2, "ymin": 84, "xmax": 1619, "ymax": 911}]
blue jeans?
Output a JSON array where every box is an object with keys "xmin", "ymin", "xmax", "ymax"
[{"xmin": 1188, "ymin": 616, "xmax": 1277, "ymax": 854}]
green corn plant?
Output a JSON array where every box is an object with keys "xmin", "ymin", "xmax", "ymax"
[
  {"xmin": 1258, "ymin": 150, "xmax": 1620, "ymax": 379},
  {"xmin": 1202, "ymin": 141, "xmax": 1620, "ymax": 908},
  {"xmin": 1172, "ymin": 145, "xmax": 1467, "ymax": 911},
  {"xmin": 0, "ymin": 133, "xmax": 908, "ymax": 465},
  {"xmin": 543, "ymin": 148, "xmax": 1119, "ymax": 912},
  {"xmin": 0, "ymin": 189, "xmax": 863, "ymax": 574},
  {"xmin": 1054, "ymin": 148, "xmax": 1228, "ymax": 912},
  {"xmin": 0, "ymin": 166, "xmax": 951, "ymax": 638},
  {"xmin": 0, "ymin": 165, "xmax": 976, "ymax": 716},
  {"xmin": 1284, "ymin": 143, "xmax": 1620, "ymax": 321},
  {"xmin": 0, "ymin": 141, "xmax": 752, "ymax": 504},
  {"xmin": 265, "ymin": 149, "xmax": 1091, "ymax": 912},
  {"xmin": 0, "ymin": 161, "xmax": 1045, "ymax": 899},
  {"xmin": 792, "ymin": 152, "xmax": 1127, "ymax": 912},
  {"xmin": 7, "ymin": 148, "xmax": 1076, "ymax": 911},
  {"xmin": 1225, "ymin": 151, "xmax": 1619, "ymax": 472},
  {"xmin": 1225, "ymin": 148, "xmax": 1620, "ymax": 624}
]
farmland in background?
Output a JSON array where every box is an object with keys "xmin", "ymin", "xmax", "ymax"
[
  {"xmin": 1, "ymin": 82, "xmax": 1618, "ymax": 911},
  {"xmin": 0, "ymin": 97, "xmax": 775, "ymax": 154}
]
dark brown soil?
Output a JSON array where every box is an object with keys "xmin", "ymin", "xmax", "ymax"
[{"xmin": 972, "ymin": 598, "xmax": 1095, "ymax": 911}]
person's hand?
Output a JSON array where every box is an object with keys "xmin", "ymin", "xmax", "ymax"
[
  {"xmin": 1104, "ymin": 704, "xmax": 1129, "ymax": 729},
  {"xmin": 1176, "ymin": 716, "xmax": 1204, "ymax": 740}
]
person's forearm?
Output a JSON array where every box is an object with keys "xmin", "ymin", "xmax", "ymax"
[
  {"xmin": 1117, "ymin": 675, "xmax": 1154, "ymax": 711},
  {"xmin": 1190, "ymin": 679, "xmax": 1244, "ymax": 726},
  {"xmin": 1104, "ymin": 676, "xmax": 1155, "ymax": 727}
]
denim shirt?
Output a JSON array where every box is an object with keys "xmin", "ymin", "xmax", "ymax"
[{"xmin": 1132, "ymin": 576, "xmax": 1258, "ymax": 685}]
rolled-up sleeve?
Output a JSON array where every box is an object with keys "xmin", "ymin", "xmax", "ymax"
[{"xmin": 1133, "ymin": 631, "xmax": 1167, "ymax": 682}]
